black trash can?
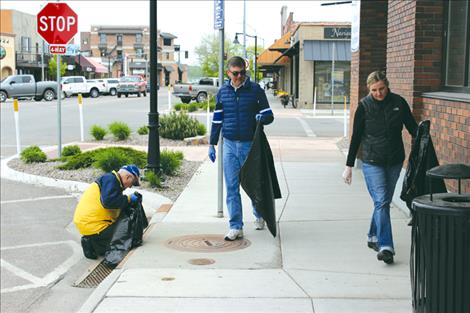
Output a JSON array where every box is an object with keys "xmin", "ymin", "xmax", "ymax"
[{"xmin": 411, "ymin": 164, "xmax": 470, "ymax": 313}]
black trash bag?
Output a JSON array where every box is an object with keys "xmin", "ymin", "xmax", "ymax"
[
  {"xmin": 400, "ymin": 120, "xmax": 447, "ymax": 210},
  {"xmin": 240, "ymin": 122, "xmax": 282, "ymax": 237},
  {"xmin": 103, "ymin": 192, "xmax": 148, "ymax": 268}
]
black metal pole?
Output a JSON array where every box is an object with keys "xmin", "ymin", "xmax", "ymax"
[
  {"xmin": 254, "ymin": 35, "xmax": 257, "ymax": 83},
  {"xmin": 147, "ymin": 0, "xmax": 160, "ymax": 173}
]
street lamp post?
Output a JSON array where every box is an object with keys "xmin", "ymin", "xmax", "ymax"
[
  {"xmin": 233, "ymin": 32, "xmax": 257, "ymax": 83},
  {"xmin": 147, "ymin": 0, "xmax": 160, "ymax": 173}
]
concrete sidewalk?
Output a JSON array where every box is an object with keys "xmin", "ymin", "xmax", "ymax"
[{"xmin": 80, "ymin": 136, "xmax": 412, "ymax": 313}]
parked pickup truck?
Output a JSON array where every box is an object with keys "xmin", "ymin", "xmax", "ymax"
[
  {"xmin": 0, "ymin": 75, "xmax": 58, "ymax": 102},
  {"xmin": 173, "ymin": 77, "xmax": 219, "ymax": 103},
  {"xmin": 61, "ymin": 76, "xmax": 101, "ymax": 98}
]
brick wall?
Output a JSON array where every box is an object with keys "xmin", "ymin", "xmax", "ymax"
[
  {"xmin": 349, "ymin": 0, "xmax": 388, "ymax": 135},
  {"xmin": 415, "ymin": 97, "xmax": 470, "ymax": 193}
]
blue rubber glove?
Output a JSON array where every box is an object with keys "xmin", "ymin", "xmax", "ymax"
[
  {"xmin": 255, "ymin": 114, "xmax": 264, "ymax": 123},
  {"xmin": 208, "ymin": 145, "xmax": 216, "ymax": 163},
  {"xmin": 130, "ymin": 193, "xmax": 139, "ymax": 204}
]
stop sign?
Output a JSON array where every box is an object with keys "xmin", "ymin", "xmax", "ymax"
[{"xmin": 37, "ymin": 3, "xmax": 78, "ymax": 45}]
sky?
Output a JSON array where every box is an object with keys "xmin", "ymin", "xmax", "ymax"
[{"xmin": 1, "ymin": 0, "xmax": 352, "ymax": 65}]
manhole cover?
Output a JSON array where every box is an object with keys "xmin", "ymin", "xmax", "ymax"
[
  {"xmin": 165, "ymin": 234, "xmax": 251, "ymax": 252},
  {"xmin": 188, "ymin": 258, "xmax": 215, "ymax": 265}
]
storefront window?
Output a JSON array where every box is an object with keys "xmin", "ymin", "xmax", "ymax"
[
  {"xmin": 314, "ymin": 61, "xmax": 350, "ymax": 103},
  {"xmin": 445, "ymin": 0, "xmax": 469, "ymax": 90}
]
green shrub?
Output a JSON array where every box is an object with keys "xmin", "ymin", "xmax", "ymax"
[
  {"xmin": 108, "ymin": 121, "xmax": 131, "ymax": 140},
  {"xmin": 160, "ymin": 149, "xmax": 184, "ymax": 176},
  {"xmin": 144, "ymin": 170, "xmax": 162, "ymax": 188},
  {"xmin": 209, "ymin": 103, "xmax": 215, "ymax": 112},
  {"xmin": 197, "ymin": 123, "xmax": 207, "ymax": 136},
  {"xmin": 90, "ymin": 125, "xmax": 107, "ymax": 140},
  {"xmin": 188, "ymin": 103, "xmax": 198, "ymax": 112},
  {"xmin": 20, "ymin": 145, "xmax": 47, "ymax": 163},
  {"xmin": 93, "ymin": 149, "xmax": 131, "ymax": 172},
  {"xmin": 62, "ymin": 145, "xmax": 82, "ymax": 157},
  {"xmin": 180, "ymin": 104, "xmax": 189, "ymax": 111},
  {"xmin": 174, "ymin": 103, "xmax": 182, "ymax": 111},
  {"xmin": 59, "ymin": 147, "xmax": 147, "ymax": 170},
  {"xmin": 159, "ymin": 112, "xmax": 206, "ymax": 140},
  {"xmin": 137, "ymin": 125, "xmax": 149, "ymax": 135}
]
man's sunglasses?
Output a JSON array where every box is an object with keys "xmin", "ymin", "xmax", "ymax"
[{"xmin": 230, "ymin": 70, "xmax": 246, "ymax": 77}]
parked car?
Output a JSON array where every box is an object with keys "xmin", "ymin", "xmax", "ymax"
[
  {"xmin": 173, "ymin": 77, "xmax": 219, "ymax": 103},
  {"xmin": 117, "ymin": 76, "xmax": 147, "ymax": 98},
  {"xmin": 61, "ymin": 76, "xmax": 101, "ymax": 98},
  {"xmin": 0, "ymin": 74, "xmax": 58, "ymax": 102},
  {"xmin": 87, "ymin": 79, "xmax": 107, "ymax": 94},
  {"xmin": 104, "ymin": 78, "xmax": 119, "ymax": 96}
]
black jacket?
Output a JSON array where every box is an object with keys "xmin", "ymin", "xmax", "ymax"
[
  {"xmin": 240, "ymin": 122, "xmax": 281, "ymax": 237},
  {"xmin": 400, "ymin": 120, "xmax": 447, "ymax": 210},
  {"xmin": 347, "ymin": 92, "xmax": 418, "ymax": 167}
]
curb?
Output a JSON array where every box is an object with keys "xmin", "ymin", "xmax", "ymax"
[{"xmin": 1, "ymin": 148, "xmax": 172, "ymax": 218}]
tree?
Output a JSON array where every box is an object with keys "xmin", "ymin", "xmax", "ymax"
[
  {"xmin": 194, "ymin": 34, "xmax": 242, "ymax": 77},
  {"xmin": 48, "ymin": 55, "xmax": 67, "ymax": 80}
]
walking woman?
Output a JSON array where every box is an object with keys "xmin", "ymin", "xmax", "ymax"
[{"xmin": 342, "ymin": 71, "xmax": 418, "ymax": 264}]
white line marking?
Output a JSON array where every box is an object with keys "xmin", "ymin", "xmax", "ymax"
[
  {"xmin": 0, "ymin": 259, "xmax": 42, "ymax": 285},
  {"xmin": 1, "ymin": 240, "xmax": 82, "ymax": 293},
  {"xmin": 1, "ymin": 195, "xmax": 75, "ymax": 205},
  {"xmin": 296, "ymin": 117, "xmax": 316, "ymax": 137}
]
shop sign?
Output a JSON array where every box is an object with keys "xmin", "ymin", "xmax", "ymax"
[
  {"xmin": 324, "ymin": 27, "xmax": 351, "ymax": 39},
  {"xmin": 351, "ymin": 1, "xmax": 361, "ymax": 52}
]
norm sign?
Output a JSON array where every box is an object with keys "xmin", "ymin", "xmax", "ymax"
[{"xmin": 37, "ymin": 3, "xmax": 78, "ymax": 45}]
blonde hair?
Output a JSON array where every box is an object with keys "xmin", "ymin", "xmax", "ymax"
[{"xmin": 367, "ymin": 71, "xmax": 389, "ymax": 88}]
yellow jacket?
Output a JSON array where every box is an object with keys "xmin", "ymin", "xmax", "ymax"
[{"xmin": 74, "ymin": 171, "xmax": 130, "ymax": 236}]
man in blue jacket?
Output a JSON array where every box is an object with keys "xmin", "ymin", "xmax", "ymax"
[{"xmin": 208, "ymin": 56, "xmax": 274, "ymax": 241}]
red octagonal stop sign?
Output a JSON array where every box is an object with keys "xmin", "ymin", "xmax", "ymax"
[{"xmin": 37, "ymin": 3, "xmax": 78, "ymax": 45}]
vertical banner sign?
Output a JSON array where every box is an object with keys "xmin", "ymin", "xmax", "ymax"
[
  {"xmin": 37, "ymin": 3, "xmax": 78, "ymax": 157},
  {"xmin": 351, "ymin": 0, "xmax": 360, "ymax": 53},
  {"xmin": 214, "ymin": 0, "xmax": 224, "ymax": 30}
]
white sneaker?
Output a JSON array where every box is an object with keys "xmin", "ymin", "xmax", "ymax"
[
  {"xmin": 254, "ymin": 218, "xmax": 265, "ymax": 230},
  {"xmin": 224, "ymin": 228, "xmax": 243, "ymax": 241}
]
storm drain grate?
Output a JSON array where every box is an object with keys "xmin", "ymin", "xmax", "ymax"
[
  {"xmin": 73, "ymin": 261, "xmax": 113, "ymax": 288},
  {"xmin": 165, "ymin": 234, "xmax": 251, "ymax": 253}
]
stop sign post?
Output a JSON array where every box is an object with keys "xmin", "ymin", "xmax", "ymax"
[{"xmin": 37, "ymin": 3, "xmax": 78, "ymax": 157}]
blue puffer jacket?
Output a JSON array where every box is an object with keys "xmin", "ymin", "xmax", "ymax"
[{"xmin": 210, "ymin": 78, "xmax": 273, "ymax": 145}]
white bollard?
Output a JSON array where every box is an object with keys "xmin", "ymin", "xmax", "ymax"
[
  {"xmin": 313, "ymin": 87, "xmax": 317, "ymax": 117},
  {"xmin": 78, "ymin": 94, "xmax": 84, "ymax": 142},
  {"xmin": 13, "ymin": 99, "xmax": 21, "ymax": 154},
  {"xmin": 168, "ymin": 86, "xmax": 172, "ymax": 111},
  {"xmin": 343, "ymin": 96, "xmax": 348, "ymax": 137},
  {"xmin": 206, "ymin": 95, "xmax": 210, "ymax": 135}
]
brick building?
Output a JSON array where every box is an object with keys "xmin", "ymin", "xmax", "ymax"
[
  {"xmin": 81, "ymin": 25, "xmax": 187, "ymax": 86},
  {"xmin": 350, "ymin": 0, "xmax": 469, "ymax": 193}
]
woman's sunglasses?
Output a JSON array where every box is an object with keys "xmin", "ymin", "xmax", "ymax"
[{"xmin": 230, "ymin": 70, "xmax": 246, "ymax": 77}]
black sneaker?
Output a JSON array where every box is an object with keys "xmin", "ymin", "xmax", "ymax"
[
  {"xmin": 81, "ymin": 237, "xmax": 97, "ymax": 259},
  {"xmin": 377, "ymin": 250, "xmax": 394, "ymax": 264},
  {"xmin": 367, "ymin": 241, "xmax": 379, "ymax": 252}
]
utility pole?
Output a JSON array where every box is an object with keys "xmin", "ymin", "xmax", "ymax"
[
  {"xmin": 243, "ymin": 0, "xmax": 246, "ymax": 58},
  {"xmin": 147, "ymin": 0, "xmax": 160, "ymax": 173}
]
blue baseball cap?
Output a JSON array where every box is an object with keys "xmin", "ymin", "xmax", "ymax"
[{"xmin": 120, "ymin": 164, "xmax": 140, "ymax": 186}]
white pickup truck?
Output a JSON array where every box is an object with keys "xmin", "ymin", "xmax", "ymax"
[
  {"xmin": 61, "ymin": 76, "xmax": 102, "ymax": 98},
  {"xmin": 173, "ymin": 77, "xmax": 219, "ymax": 103}
]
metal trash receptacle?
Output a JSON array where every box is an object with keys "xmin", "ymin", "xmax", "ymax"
[{"xmin": 411, "ymin": 164, "xmax": 470, "ymax": 313}]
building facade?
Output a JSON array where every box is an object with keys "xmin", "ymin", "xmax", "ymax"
[
  {"xmin": 0, "ymin": 33, "xmax": 16, "ymax": 79},
  {"xmin": 350, "ymin": 0, "xmax": 469, "ymax": 193},
  {"xmin": 0, "ymin": 9, "xmax": 49, "ymax": 80},
  {"xmin": 83, "ymin": 25, "xmax": 187, "ymax": 86}
]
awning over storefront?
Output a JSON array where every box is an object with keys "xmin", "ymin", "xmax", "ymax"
[
  {"xmin": 164, "ymin": 65, "xmax": 174, "ymax": 72},
  {"xmin": 303, "ymin": 40, "xmax": 351, "ymax": 61},
  {"xmin": 76, "ymin": 55, "xmax": 108, "ymax": 73},
  {"xmin": 274, "ymin": 42, "xmax": 299, "ymax": 64}
]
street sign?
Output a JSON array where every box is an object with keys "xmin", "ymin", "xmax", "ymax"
[
  {"xmin": 37, "ymin": 3, "xmax": 78, "ymax": 45},
  {"xmin": 214, "ymin": 0, "xmax": 224, "ymax": 30},
  {"xmin": 49, "ymin": 45, "xmax": 66, "ymax": 54}
]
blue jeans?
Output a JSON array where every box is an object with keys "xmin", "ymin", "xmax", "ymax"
[
  {"xmin": 223, "ymin": 138, "xmax": 261, "ymax": 230},
  {"xmin": 362, "ymin": 162, "xmax": 402, "ymax": 254}
]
